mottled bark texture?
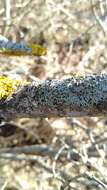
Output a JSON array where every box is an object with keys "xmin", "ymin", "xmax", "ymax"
[{"xmin": 1, "ymin": 73, "xmax": 107, "ymax": 119}]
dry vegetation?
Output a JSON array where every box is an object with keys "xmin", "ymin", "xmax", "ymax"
[{"xmin": 1, "ymin": 0, "xmax": 107, "ymax": 189}]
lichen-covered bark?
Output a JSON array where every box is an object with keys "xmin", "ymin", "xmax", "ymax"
[{"xmin": 1, "ymin": 73, "xmax": 107, "ymax": 119}]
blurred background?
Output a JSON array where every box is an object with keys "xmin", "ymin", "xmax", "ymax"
[{"xmin": 0, "ymin": 0, "xmax": 107, "ymax": 189}]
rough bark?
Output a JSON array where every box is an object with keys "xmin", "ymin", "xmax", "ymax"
[{"xmin": 0, "ymin": 73, "xmax": 107, "ymax": 120}]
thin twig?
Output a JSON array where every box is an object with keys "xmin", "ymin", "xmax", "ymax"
[
  {"xmin": 4, "ymin": 0, "xmax": 11, "ymax": 25},
  {"xmin": 0, "ymin": 144, "xmax": 81, "ymax": 161}
]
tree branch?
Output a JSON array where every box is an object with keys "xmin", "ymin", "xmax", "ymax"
[{"xmin": 1, "ymin": 73, "xmax": 107, "ymax": 119}]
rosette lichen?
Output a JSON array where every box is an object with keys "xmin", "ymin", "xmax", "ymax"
[{"xmin": 0, "ymin": 76, "xmax": 20, "ymax": 100}]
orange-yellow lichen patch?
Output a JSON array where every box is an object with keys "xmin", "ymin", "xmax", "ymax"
[
  {"xmin": 0, "ymin": 76, "xmax": 20, "ymax": 100},
  {"xmin": 27, "ymin": 43, "xmax": 47, "ymax": 56}
]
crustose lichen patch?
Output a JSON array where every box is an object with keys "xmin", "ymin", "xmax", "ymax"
[{"xmin": 0, "ymin": 76, "xmax": 21, "ymax": 100}]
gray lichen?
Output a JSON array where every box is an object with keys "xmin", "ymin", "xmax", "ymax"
[
  {"xmin": 0, "ymin": 73, "xmax": 107, "ymax": 119},
  {"xmin": 0, "ymin": 40, "xmax": 31, "ymax": 52}
]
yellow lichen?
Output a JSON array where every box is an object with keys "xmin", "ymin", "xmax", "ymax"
[
  {"xmin": 72, "ymin": 72, "xmax": 85, "ymax": 80},
  {"xmin": 27, "ymin": 43, "xmax": 47, "ymax": 56},
  {"xmin": 0, "ymin": 76, "xmax": 20, "ymax": 100}
]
